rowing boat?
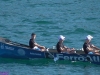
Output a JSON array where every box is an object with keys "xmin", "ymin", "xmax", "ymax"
[{"xmin": 0, "ymin": 37, "xmax": 100, "ymax": 65}]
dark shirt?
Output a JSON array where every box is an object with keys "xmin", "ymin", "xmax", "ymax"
[
  {"xmin": 83, "ymin": 42, "xmax": 92, "ymax": 54},
  {"xmin": 29, "ymin": 39, "xmax": 35, "ymax": 48},
  {"xmin": 56, "ymin": 42, "xmax": 64, "ymax": 53},
  {"xmin": 83, "ymin": 42, "xmax": 88, "ymax": 54}
]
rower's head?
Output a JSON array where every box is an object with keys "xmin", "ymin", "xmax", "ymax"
[
  {"xmin": 85, "ymin": 35, "xmax": 93, "ymax": 42},
  {"xmin": 59, "ymin": 35, "xmax": 65, "ymax": 42},
  {"xmin": 31, "ymin": 33, "xmax": 36, "ymax": 39}
]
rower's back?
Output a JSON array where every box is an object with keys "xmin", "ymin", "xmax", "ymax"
[{"xmin": 56, "ymin": 42, "xmax": 62, "ymax": 53}]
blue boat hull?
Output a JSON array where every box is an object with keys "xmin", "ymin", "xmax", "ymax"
[
  {"xmin": 0, "ymin": 41, "xmax": 100, "ymax": 65},
  {"xmin": 54, "ymin": 53, "xmax": 100, "ymax": 65},
  {"xmin": 0, "ymin": 42, "xmax": 45, "ymax": 59}
]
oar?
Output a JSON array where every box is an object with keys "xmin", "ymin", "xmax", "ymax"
[{"xmin": 46, "ymin": 48, "xmax": 59, "ymax": 62}]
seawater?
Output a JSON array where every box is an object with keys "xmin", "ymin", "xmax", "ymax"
[{"xmin": 0, "ymin": 0, "xmax": 100, "ymax": 75}]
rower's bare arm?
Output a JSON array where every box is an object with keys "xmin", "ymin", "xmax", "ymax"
[
  {"xmin": 93, "ymin": 46, "xmax": 100, "ymax": 50},
  {"xmin": 91, "ymin": 44, "xmax": 100, "ymax": 50},
  {"xmin": 34, "ymin": 43, "xmax": 40, "ymax": 47},
  {"xmin": 64, "ymin": 46, "xmax": 67, "ymax": 48},
  {"xmin": 60, "ymin": 47, "xmax": 64, "ymax": 51},
  {"xmin": 35, "ymin": 43, "xmax": 45, "ymax": 48},
  {"xmin": 87, "ymin": 47, "xmax": 93, "ymax": 51}
]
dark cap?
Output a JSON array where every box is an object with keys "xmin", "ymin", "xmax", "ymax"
[{"xmin": 31, "ymin": 33, "xmax": 36, "ymax": 36}]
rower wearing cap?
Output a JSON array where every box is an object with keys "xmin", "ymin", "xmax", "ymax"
[
  {"xmin": 29, "ymin": 33, "xmax": 46, "ymax": 51},
  {"xmin": 83, "ymin": 35, "xmax": 100, "ymax": 55},
  {"xmin": 56, "ymin": 35, "xmax": 75, "ymax": 53}
]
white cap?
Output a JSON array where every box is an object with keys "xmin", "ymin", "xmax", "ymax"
[
  {"xmin": 59, "ymin": 35, "xmax": 65, "ymax": 40},
  {"xmin": 86, "ymin": 35, "xmax": 93, "ymax": 40}
]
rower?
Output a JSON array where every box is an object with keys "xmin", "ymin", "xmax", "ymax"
[
  {"xmin": 56, "ymin": 35, "xmax": 75, "ymax": 53},
  {"xmin": 29, "ymin": 33, "xmax": 46, "ymax": 51},
  {"xmin": 83, "ymin": 35, "xmax": 100, "ymax": 55}
]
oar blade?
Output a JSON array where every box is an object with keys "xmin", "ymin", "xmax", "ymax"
[{"xmin": 54, "ymin": 57, "xmax": 59, "ymax": 62}]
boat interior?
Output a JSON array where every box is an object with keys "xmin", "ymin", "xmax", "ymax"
[{"xmin": 0, "ymin": 37, "xmax": 85, "ymax": 54}]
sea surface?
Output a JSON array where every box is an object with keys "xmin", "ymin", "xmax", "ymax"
[{"xmin": 0, "ymin": 0, "xmax": 100, "ymax": 75}]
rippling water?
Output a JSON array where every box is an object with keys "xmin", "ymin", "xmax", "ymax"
[
  {"xmin": 0, "ymin": 58, "xmax": 100, "ymax": 75},
  {"xmin": 0, "ymin": 0, "xmax": 100, "ymax": 75},
  {"xmin": 0, "ymin": 63, "xmax": 100, "ymax": 75}
]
